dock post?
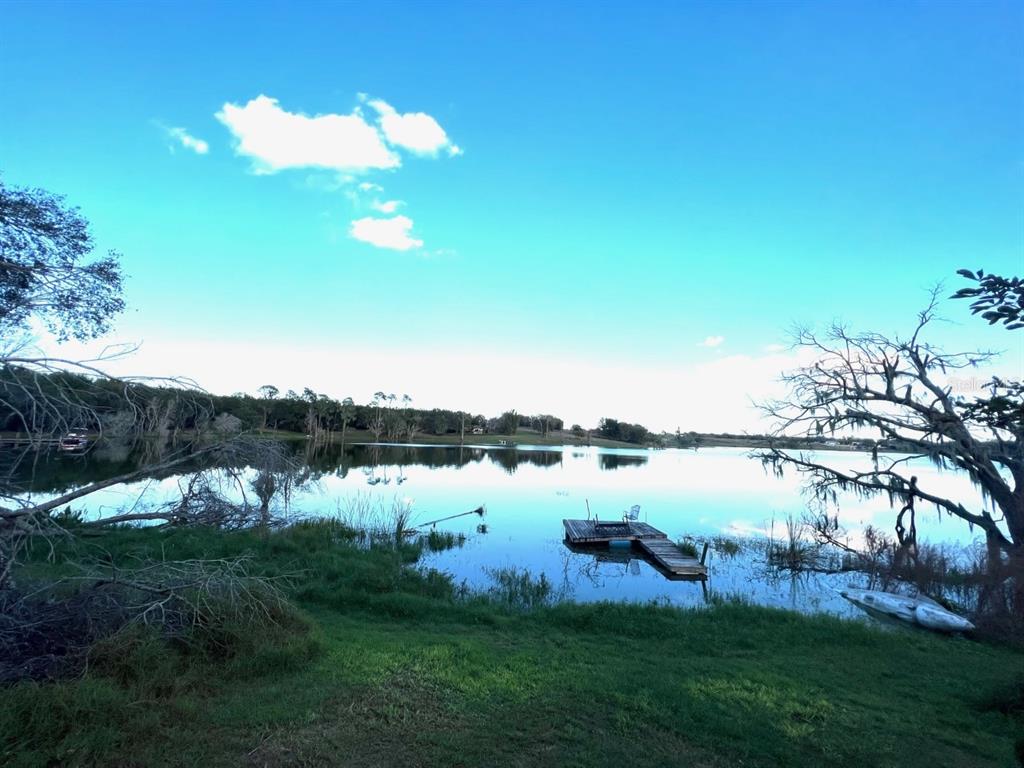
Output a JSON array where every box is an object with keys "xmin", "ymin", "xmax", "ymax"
[{"xmin": 699, "ymin": 542, "xmax": 709, "ymax": 565}]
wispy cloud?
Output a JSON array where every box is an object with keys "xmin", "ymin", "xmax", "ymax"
[
  {"xmin": 370, "ymin": 199, "xmax": 402, "ymax": 214},
  {"xmin": 763, "ymin": 343, "xmax": 787, "ymax": 353},
  {"xmin": 165, "ymin": 126, "xmax": 209, "ymax": 154},
  {"xmin": 699, "ymin": 335, "xmax": 725, "ymax": 348},
  {"xmin": 349, "ymin": 215, "xmax": 423, "ymax": 251}
]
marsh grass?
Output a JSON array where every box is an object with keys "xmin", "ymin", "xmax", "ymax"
[
  {"xmin": 480, "ymin": 566, "xmax": 556, "ymax": 611},
  {"xmin": 676, "ymin": 538, "xmax": 699, "ymax": 558},
  {"xmin": 422, "ymin": 529, "xmax": 466, "ymax": 552},
  {"xmin": 709, "ymin": 535, "xmax": 742, "ymax": 557},
  {"xmin": 766, "ymin": 514, "xmax": 823, "ymax": 571},
  {"xmin": 332, "ymin": 493, "xmax": 418, "ymax": 548}
]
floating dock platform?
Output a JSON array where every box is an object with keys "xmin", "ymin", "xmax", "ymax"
[{"xmin": 562, "ymin": 519, "xmax": 707, "ymax": 580}]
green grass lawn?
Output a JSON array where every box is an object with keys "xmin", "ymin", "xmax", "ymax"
[{"xmin": 3, "ymin": 524, "xmax": 1022, "ymax": 767}]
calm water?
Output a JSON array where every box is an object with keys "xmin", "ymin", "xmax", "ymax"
[{"xmin": 13, "ymin": 442, "xmax": 995, "ymax": 617}]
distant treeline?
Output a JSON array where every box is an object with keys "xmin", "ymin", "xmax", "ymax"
[
  {"xmin": 0, "ymin": 367, "xmax": 655, "ymax": 445},
  {"xmin": 595, "ymin": 418, "xmax": 651, "ymax": 445}
]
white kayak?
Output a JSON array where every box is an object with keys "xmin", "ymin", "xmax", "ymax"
[{"xmin": 840, "ymin": 588, "xmax": 975, "ymax": 633}]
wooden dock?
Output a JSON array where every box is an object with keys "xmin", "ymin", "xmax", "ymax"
[
  {"xmin": 562, "ymin": 519, "xmax": 707, "ymax": 580},
  {"xmin": 562, "ymin": 518, "xmax": 664, "ymax": 544}
]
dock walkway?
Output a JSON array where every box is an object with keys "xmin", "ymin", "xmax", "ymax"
[{"xmin": 562, "ymin": 519, "xmax": 707, "ymax": 580}]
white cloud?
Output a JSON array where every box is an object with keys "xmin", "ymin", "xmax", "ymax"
[
  {"xmin": 216, "ymin": 95, "xmax": 400, "ymax": 173},
  {"xmin": 699, "ymin": 336, "xmax": 725, "ymax": 348},
  {"xmin": 763, "ymin": 343, "xmax": 787, "ymax": 353},
  {"xmin": 166, "ymin": 126, "xmax": 209, "ymax": 154},
  {"xmin": 371, "ymin": 199, "xmax": 402, "ymax": 214},
  {"xmin": 349, "ymin": 215, "xmax": 422, "ymax": 251},
  {"xmin": 358, "ymin": 182, "xmax": 383, "ymax": 192},
  {"xmin": 369, "ymin": 98, "xmax": 460, "ymax": 156}
]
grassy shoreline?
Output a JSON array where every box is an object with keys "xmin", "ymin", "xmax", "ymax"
[{"xmin": 4, "ymin": 522, "xmax": 1022, "ymax": 767}]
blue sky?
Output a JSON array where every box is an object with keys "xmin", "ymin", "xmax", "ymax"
[{"xmin": 1, "ymin": 1, "xmax": 1021, "ymax": 430}]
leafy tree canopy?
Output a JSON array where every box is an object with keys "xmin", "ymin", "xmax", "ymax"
[
  {"xmin": 951, "ymin": 269, "xmax": 1023, "ymax": 330},
  {"xmin": 0, "ymin": 180, "xmax": 124, "ymax": 341}
]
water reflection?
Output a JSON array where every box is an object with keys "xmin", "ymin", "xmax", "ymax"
[
  {"xmin": 5, "ymin": 440, "xmax": 576, "ymax": 494},
  {"xmin": 597, "ymin": 453, "xmax": 649, "ymax": 471},
  {"xmin": 7, "ymin": 440, "xmax": 1003, "ymax": 618}
]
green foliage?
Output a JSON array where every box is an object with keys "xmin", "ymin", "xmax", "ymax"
[
  {"xmin": 0, "ymin": 180, "xmax": 124, "ymax": 341},
  {"xmin": 496, "ymin": 409, "xmax": 519, "ymax": 435},
  {"xmin": 952, "ymin": 269, "xmax": 1023, "ymax": 330},
  {"xmin": 597, "ymin": 417, "xmax": 651, "ymax": 444},
  {"xmin": 957, "ymin": 376, "xmax": 1024, "ymax": 435}
]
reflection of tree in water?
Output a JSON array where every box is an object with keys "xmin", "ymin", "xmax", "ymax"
[
  {"xmin": 486, "ymin": 448, "xmax": 563, "ymax": 475},
  {"xmin": 14, "ymin": 440, "xmax": 564, "ymax": 495},
  {"xmin": 4, "ymin": 437, "xmax": 218, "ymax": 496},
  {"xmin": 561, "ymin": 544, "xmax": 639, "ymax": 591},
  {"xmin": 597, "ymin": 453, "xmax": 649, "ymax": 471},
  {"xmin": 295, "ymin": 443, "xmax": 566, "ymax": 482}
]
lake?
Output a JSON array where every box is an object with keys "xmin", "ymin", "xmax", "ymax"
[{"xmin": 11, "ymin": 441, "xmax": 995, "ymax": 618}]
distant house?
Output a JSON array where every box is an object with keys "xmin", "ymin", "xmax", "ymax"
[{"xmin": 471, "ymin": 427, "xmax": 484, "ymax": 435}]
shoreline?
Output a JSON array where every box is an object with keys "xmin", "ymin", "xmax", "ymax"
[{"xmin": 0, "ymin": 429, "xmax": 915, "ymax": 454}]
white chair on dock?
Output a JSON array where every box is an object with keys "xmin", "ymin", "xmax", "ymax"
[{"xmin": 623, "ymin": 505, "xmax": 640, "ymax": 524}]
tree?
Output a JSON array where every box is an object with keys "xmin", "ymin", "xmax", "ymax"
[
  {"xmin": 0, "ymin": 181, "xmax": 214, "ymax": 588},
  {"xmin": 405, "ymin": 412, "xmax": 421, "ymax": 443},
  {"xmin": 596, "ymin": 418, "xmax": 649, "ymax": 444},
  {"xmin": 339, "ymin": 397, "xmax": 355, "ymax": 445},
  {"xmin": 0, "ymin": 180, "xmax": 124, "ymax": 342},
  {"xmin": 530, "ymin": 414, "xmax": 563, "ymax": 436},
  {"xmin": 497, "ymin": 410, "xmax": 519, "ymax": 435},
  {"xmin": 951, "ymin": 269, "xmax": 1024, "ymax": 329},
  {"xmin": 400, "ymin": 394, "xmax": 415, "ymax": 441},
  {"xmin": 369, "ymin": 393, "xmax": 386, "ymax": 442},
  {"xmin": 257, "ymin": 385, "xmax": 279, "ymax": 429},
  {"xmin": 761, "ymin": 288, "xmax": 1022, "ymax": 567},
  {"xmin": 385, "ymin": 393, "xmax": 399, "ymax": 439},
  {"xmin": 0, "ymin": 182, "xmax": 138, "ymax": 446}
]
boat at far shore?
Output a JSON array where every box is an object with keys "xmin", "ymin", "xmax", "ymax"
[
  {"xmin": 58, "ymin": 430, "xmax": 91, "ymax": 452},
  {"xmin": 840, "ymin": 587, "xmax": 975, "ymax": 633}
]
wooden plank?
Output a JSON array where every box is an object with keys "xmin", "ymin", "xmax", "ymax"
[
  {"xmin": 562, "ymin": 519, "xmax": 668, "ymax": 544},
  {"xmin": 637, "ymin": 538, "xmax": 707, "ymax": 578}
]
